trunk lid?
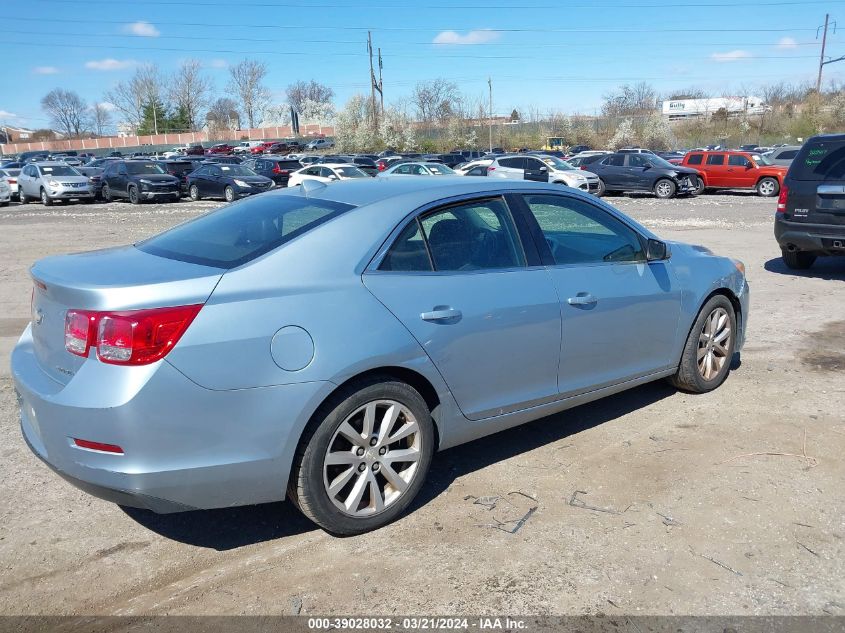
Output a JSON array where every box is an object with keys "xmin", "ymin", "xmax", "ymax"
[{"xmin": 30, "ymin": 246, "xmax": 223, "ymax": 385}]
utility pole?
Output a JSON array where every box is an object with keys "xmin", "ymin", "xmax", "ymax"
[
  {"xmin": 488, "ymin": 77, "xmax": 493, "ymax": 153},
  {"xmin": 368, "ymin": 32, "xmax": 383, "ymax": 131},
  {"xmin": 378, "ymin": 48, "xmax": 384, "ymax": 114},
  {"xmin": 817, "ymin": 14, "xmax": 830, "ymax": 92}
]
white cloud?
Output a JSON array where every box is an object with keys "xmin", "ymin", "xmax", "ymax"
[
  {"xmin": 711, "ymin": 49, "xmax": 752, "ymax": 62},
  {"xmin": 208, "ymin": 58, "xmax": 229, "ymax": 69},
  {"xmin": 85, "ymin": 58, "xmax": 137, "ymax": 71},
  {"xmin": 0, "ymin": 110, "xmax": 18, "ymax": 118},
  {"xmin": 124, "ymin": 21, "xmax": 160, "ymax": 37},
  {"xmin": 97, "ymin": 102, "xmax": 117, "ymax": 111},
  {"xmin": 33, "ymin": 66, "xmax": 59, "ymax": 75},
  {"xmin": 777, "ymin": 37, "xmax": 799, "ymax": 50},
  {"xmin": 432, "ymin": 29, "xmax": 500, "ymax": 45}
]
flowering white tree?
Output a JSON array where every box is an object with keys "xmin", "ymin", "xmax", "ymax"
[
  {"xmin": 640, "ymin": 115, "xmax": 674, "ymax": 150},
  {"xmin": 608, "ymin": 118, "xmax": 637, "ymax": 150},
  {"xmin": 299, "ymin": 98, "xmax": 335, "ymax": 134}
]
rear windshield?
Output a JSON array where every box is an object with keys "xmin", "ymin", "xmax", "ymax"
[
  {"xmin": 137, "ymin": 194, "xmax": 355, "ymax": 268},
  {"xmin": 791, "ymin": 141, "xmax": 845, "ymax": 181}
]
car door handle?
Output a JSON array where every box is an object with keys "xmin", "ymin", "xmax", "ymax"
[
  {"xmin": 567, "ymin": 293, "xmax": 597, "ymax": 306},
  {"xmin": 421, "ymin": 307, "xmax": 462, "ymax": 322}
]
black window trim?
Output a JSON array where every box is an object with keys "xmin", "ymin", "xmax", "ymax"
[
  {"xmin": 367, "ymin": 192, "xmax": 543, "ymax": 274},
  {"xmin": 508, "ymin": 191, "xmax": 649, "ymax": 268}
]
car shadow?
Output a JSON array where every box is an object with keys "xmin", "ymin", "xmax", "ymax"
[
  {"xmin": 764, "ymin": 256, "xmax": 845, "ymax": 281},
  {"xmin": 122, "ymin": 380, "xmax": 678, "ymax": 550}
]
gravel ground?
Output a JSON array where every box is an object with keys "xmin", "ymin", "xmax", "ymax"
[{"xmin": 0, "ymin": 191, "xmax": 843, "ymax": 618}]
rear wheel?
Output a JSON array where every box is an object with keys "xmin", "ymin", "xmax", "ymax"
[
  {"xmin": 40, "ymin": 188, "xmax": 53, "ymax": 207},
  {"xmin": 781, "ymin": 248, "xmax": 816, "ymax": 270},
  {"xmin": 654, "ymin": 178, "xmax": 676, "ymax": 199},
  {"xmin": 224, "ymin": 185, "xmax": 236, "ymax": 202},
  {"xmin": 670, "ymin": 295, "xmax": 736, "ymax": 393},
  {"xmin": 189, "ymin": 184, "xmax": 201, "ymax": 201},
  {"xmin": 757, "ymin": 177, "xmax": 779, "ymax": 197},
  {"xmin": 102, "ymin": 184, "xmax": 112, "ymax": 202},
  {"xmin": 128, "ymin": 186, "xmax": 141, "ymax": 205},
  {"xmin": 290, "ymin": 377, "xmax": 435, "ymax": 535}
]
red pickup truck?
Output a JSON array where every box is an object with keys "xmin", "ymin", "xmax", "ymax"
[
  {"xmin": 250, "ymin": 141, "xmax": 278, "ymax": 155},
  {"xmin": 681, "ymin": 150, "xmax": 787, "ymax": 197}
]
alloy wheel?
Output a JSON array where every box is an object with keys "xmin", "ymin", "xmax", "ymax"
[
  {"xmin": 323, "ymin": 400, "xmax": 422, "ymax": 517},
  {"xmin": 758, "ymin": 179, "xmax": 776, "ymax": 196},
  {"xmin": 655, "ymin": 180, "xmax": 673, "ymax": 198},
  {"xmin": 697, "ymin": 307, "xmax": 732, "ymax": 380}
]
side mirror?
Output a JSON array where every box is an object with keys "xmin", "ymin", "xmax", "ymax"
[
  {"xmin": 328, "ymin": 174, "xmax": 338, "ymax": 181},
  {"xmin": 646, "ymin": 239, "xmax": 670, "ymax": 261},
  {"xmin": 539, "ymin": 166, "xmax": 548, "ymax": 172}
]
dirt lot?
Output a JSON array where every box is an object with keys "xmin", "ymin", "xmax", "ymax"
[{"xmin": 0, "ymin": 192, "xmax": 843, "ymax": 618}]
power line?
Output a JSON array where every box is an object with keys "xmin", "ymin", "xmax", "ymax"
[
  {"xmin": 2, "ymin": 16, "xmax": 822, "ymax": 33},
  {"xmin": 24, "ymin": 0, "xmax": 845, "ymax": 7},
  {"xmin": 0, "ymin": 39, "xmax": 821, "ymax": 61},
  {"xmin": 4, "ymin": 29, "xmax": 826, "ymax": 49}
]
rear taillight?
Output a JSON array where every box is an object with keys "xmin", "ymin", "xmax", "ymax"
[
  {"xmin": 73, "ymin": 438, "xmax": 124, "ymax": 454},
  {"xmin": 377, "ymin": 162, "xmax": 386, "ymax": 171},
  {"xmin": 64, "ymin": 305, "xmax": 202, "ymax": 365},
  {"xmin": 776, "ymin": 185, "xmax": 789, "ymax": 214},
  {"xmin": 272, "ymin": 164, "xmax": 281, "ymax": 174},
  {"xmin": 580, "ymin": 166, "xmax": 587, "ymax": 170},
  {"xmin": 8, "ymin": 178, "xmax": 16, "ymax": 185}
]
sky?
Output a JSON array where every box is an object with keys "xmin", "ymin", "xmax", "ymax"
[{"xmin": 1, "ymin": 0, "xmax": 844, "ymax": 130}]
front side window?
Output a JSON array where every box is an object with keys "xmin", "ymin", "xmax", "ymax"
[
  {"xmin": 380, "ymin": 198, "xmax": 526, "ymax": 272},
  {"xmin": 628, "ymin": 155, "xmax": 650, "ymax": 168},
  {"xmin": 522, "ymin": 194, "xmax": 645, "ymax": 265}
]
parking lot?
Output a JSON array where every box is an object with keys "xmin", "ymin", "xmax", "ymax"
[{"xmin": 0, "ymin": 192, "xmax": 843, "ymax": 617}]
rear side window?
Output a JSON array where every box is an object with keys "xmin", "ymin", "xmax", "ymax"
[
  {"xmin": 778, "ymin": 150, "xmax": 798, "ymax": 160},
  {"xmin": 604, "ymin": 155, "xmax": 625, "ymax": 167},
  {"xmin": 498, "ymin": 157, "xmax": 524, "ymax": 169},
  {"xmin": 728, "ymin": 155, "xmax": 752, "ymax": 167},
  {"xmin": 138, "ymin": 195, "xmax": 355, "ymax": 268},
  {"xmin": 791, "ymin": 141, "xmax": 845, "ymax": 181},
  {"xmin": 706, "ymin": 154, "xmax": 725, "ymax": 165}
]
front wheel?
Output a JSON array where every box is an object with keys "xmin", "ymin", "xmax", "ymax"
[
  {"xmin": 781, "ymin": 248, "xmax": 816, "ymax": 270},
  {"xmin": 19, "ymin": 190, "xmax": 28, "ymax": 204},
  {"xmin": 289, "ymin": 377, "xmax": 435, "ymax": 535},
  {"xmin": 654, "ymin": 178, "xmax": 676, "ymax": 199},
  {"xmin": 128, "ymin": 186, "xmax": 141, "ymax": 205},
  {"xmin": 224, "ymin": 185, "xmax": 236, "ymax": 202},
  {"xmin": 669, "ymin": 295, "xmax": 736, "ymax": 393},
  {"xmin": 595, "ymin": 178, "xmax": 607, "ymax": 197},
  {"xmin": 40, "ymin": 188, "xmax": 53, "ymax": 207},
  {"xmin": 757, "ymin": 177, "xmax": 779, "ymax": 197}
]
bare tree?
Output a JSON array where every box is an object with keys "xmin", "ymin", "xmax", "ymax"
[
  {"xmin": 228, "ymin": 59, "xmax": 270, "ymax": 128},
  {"xmin": 104, "ymin": 64, "xmax": 167, "ymax": 134},
  {"xmin": 170, "ymin": 60, "xmax": 213, "ymax": 131},
  {"xmin": 286, "ymin": 80, "xmax": 334, "ymax": 113},
  {"xmin": 411, "ymin": 79, "xmax": 461, "ymax": 123},
  {"xmin": 602, "ymin": 82, "xmax": 659, "ymax": 117},
  {"xmin": 41, "ymin": 88, "xmax": 89, "ymax": 138},
  {"xmin": 90, "ymin": 103, "xmax": 112, "ymax": 136},
  {"xmin": 206, "ymin": 97, "xmax": 241, "ymax": 132}
]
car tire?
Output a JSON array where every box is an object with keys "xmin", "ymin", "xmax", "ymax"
[
  {"xmin": 189, "ymin": 185, "xmax": 201, "ymax": 201},
  {"xmin": 654, "ymin": 178, "xmax": 676, "ymax": 199},
  {"xmin": 669, "ymin": 294, "xmax": 737, "ymax": 394},
  {"xmin": 18, "ymin": 190, "xmax": 28, "ymax": 204},
  {"xmin": 102, "ymin": 184, "xmax": 112, "ymax": 202},
  {"xmin": 756, "ymin": 177, "xmax": 779, "ymax": 197},
  {"xmin": 595, "ymin": 179, "xmax": 607, "ymax": 197},
  {"xmin": 781, "ymin": 248, "xmax": 816, "ymax": 270},
  {"xmin": 289, "ymin": 376, "xmax": 435, "ymax": 535},
  {"xmin": 128, "ymin": 186, "xmax": 141, "ymax": 205},
  {"xmin": 224, "ymin": 186, "xmax": 236, "ymax": 202},
  {"xmin": 694, "ymin": 177, "xmax": 706, "ymax": 195},
  {"xmin": 0, "ymin": 201, "xmax": 8, "ymax": 207},
  {"xmin": 40, "ymin": 188, "xmax": 53, "ymax": 207}
]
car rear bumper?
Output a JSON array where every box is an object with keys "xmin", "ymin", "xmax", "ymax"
[
  {"xmin": 12, "ymin": 325, "xmax": 333, "ymax": 512},
  {"xmin": 774, "ymin": 216, "xmax": 845, "ymax": 254}
]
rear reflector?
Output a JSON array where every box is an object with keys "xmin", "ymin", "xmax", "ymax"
[
  {"xmin": 776, "ymin": 185, "xmax": 789, "ymax": 214},
  {"xmin": 64, "ymin": 304, "xmax": 202, "ymax": 365},
  {"xmin": 73, "ymin": 438, "xmax": 124, "ymax": 454}
]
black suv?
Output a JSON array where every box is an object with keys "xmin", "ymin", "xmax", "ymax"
[
  {"xmin": 156, "ymin": 160, "xmax": 197, "ymax": 196},
  {"xmin": 589, "ymin": 152, "xmax": 699, "ymax": 198},
  {"xmin": 775, "ymin": 134, "xmax": 845, "ymax": 269},
  {"xmin": 248, "ymin": 156, "xmax": 303, "ymax": 187},
  {"xmin": 101, "ymin": 160, "xmax": 180, "ymax": 204}
]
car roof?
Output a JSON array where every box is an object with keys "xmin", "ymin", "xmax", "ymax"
[{"xmin": 32, "ymin": 161, "xmax": 75, "ymax": 167}]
